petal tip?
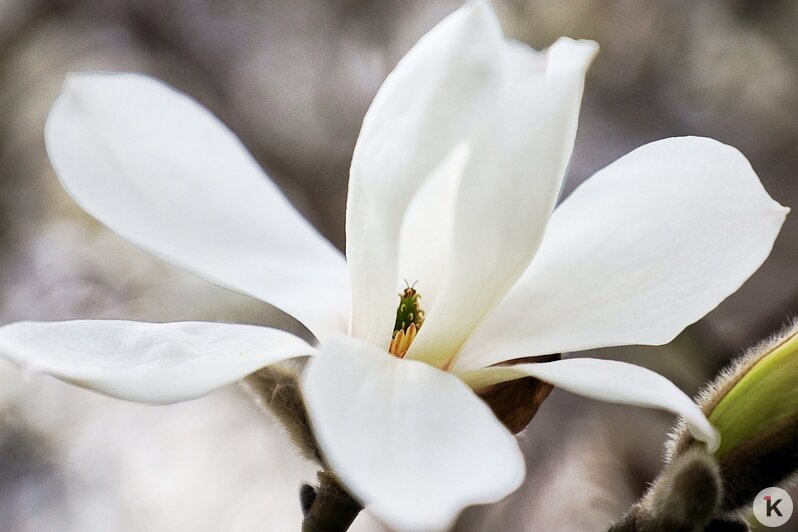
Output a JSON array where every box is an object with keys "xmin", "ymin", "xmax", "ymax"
[
  {"xmin": 59, "ymin": 71, "xmax": 116, "ymax": 96},
  {"xmin": 555, "ymin": 36, "xmax": 600, "ymax": 54},
  {"xmin": 61, "ymin": 70, "xmax": 93, "ymax": 91},
  {"xmin": 707, "ymin": 428, "xmax": 722, "ymax": 454},
  {"xmin": 690, "ymin": 423, "xmax": 721, "ymax": 455},
  {"xmin": 548, "ymin": 36, "xmax": 600, "ymax": 73},
  {"xmin": 459, "ymin": 0, "xmax": 503, "ymax": 37},
  {"xmin": 58, "ymin": 71, "xmax": 159, "ymax": 102},
  {"xmin": 463, "ymin": 0, "xmax": 493, "ymax": 15}
]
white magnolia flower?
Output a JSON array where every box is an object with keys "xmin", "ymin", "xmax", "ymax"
[{"xmin": 0, "ymin": 2, "xmax": 788, "ymax": 530}]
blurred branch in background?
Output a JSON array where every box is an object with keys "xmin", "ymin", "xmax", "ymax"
[{"xmin": 0, "ymin": 1, "xmax": 796, "ymax": 530}]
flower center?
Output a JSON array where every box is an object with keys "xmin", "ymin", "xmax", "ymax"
[{"xmin": 389, "ymin": 283, "xmax": 425, "ymax": 358}]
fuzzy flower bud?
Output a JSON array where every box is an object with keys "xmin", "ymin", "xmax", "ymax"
[
  {"xmin": 670, "ymin": 321, "xmax": 798, "ymax": 514},
  {"xmin": 612, "ymin": 321, "xmax": 798, "ymax": 530}
]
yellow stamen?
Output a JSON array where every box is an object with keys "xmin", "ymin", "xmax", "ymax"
[{"xmin": 389, "ymin": 322, "xmax": 418, "ymax": 358}]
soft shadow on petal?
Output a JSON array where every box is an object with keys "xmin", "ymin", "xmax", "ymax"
[
  {"xmin": 395, "ymin": 40, "xmax": 601, "ymax": 318},
  {"xmin": 396, "ymin": 145, "xmax": 468, "ymax": 309},
  {"xmin": 397, "ymin": 39, "xmax": 597, "ymax": 316},
  {"xmin": 346, "ymin": 1, "xmax": 505, "ymax": 349},
  {"xmin": 0, "ymin": 320, "xmax": 313, "ymax": 403},
  {"xmin": 45, "ymin": 73, "xmax": 350, "ymax": 342},
  {"xmin": 303, "ymin": 335, "xmax": 524, "ymax": 532},
  {"xmin": 458, "ymin": 357, "xmax": 720, "ymax": 451},
  {"xmin": 408, "ymin": 41, "xmax": 598, "ymax": 369},
  {"xmin": 457, "ymin": 137, "xmax": 788, "ymax": 370}
]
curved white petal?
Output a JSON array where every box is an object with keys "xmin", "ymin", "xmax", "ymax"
[
  {"xmin": 0, "ymin": 320, "xmax": 313, "ymax": 403},
  {"xmin": 396, "ymin": 38, "xmax": 597, "ymax": 320},
  {"xmin": 459, "ymin": 358, "xmax": 720, "ymax": 452},
  {"xmin": 46, "ymin": 72, "xmax": 349, "ymax": 342},
  {"xmin": 304, "ymin": 335, "xmax": 524, "ymax": 531},
  {"xmin": 407, "ymin": 40, "xmax": 598, "ymax": 368},
  {"xmin": 456, "ymin": 137, "xmax": 788, "ymax": 370},
  {"xmin": 346, "ymin": 1, "xmax": 505, "ymax": 349},
  {"xmin": 396, "ymin": 145, "xmax": 468, "ymax": 309}
]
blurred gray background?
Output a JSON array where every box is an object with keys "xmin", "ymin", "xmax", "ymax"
[{"xmin": 0, "ymin": 0, "xmax": 796, "ymax": 530}]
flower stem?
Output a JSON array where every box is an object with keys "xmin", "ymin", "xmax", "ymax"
[{"xmin": 301, "ymin": 471, "xmax": 362, "ymax": 532}]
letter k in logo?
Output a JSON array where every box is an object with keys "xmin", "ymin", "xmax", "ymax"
[{"xmin": 765, "ymin": 495, "xmax": 784, "ymax": 517}]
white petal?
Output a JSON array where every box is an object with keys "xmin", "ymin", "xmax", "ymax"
[
  {"xmin": 0, "ymin": 320, "xmax": 312, "ymax": 403},
  {"xmin": 396, "ymin": 145, "xmax": 469, "ymax": 308},
  {"xmin": 545, "ymin": 37, "xmax": 603, "ymax": 77},
  {"xmin": 304, "ymin": 335, "xmax": 524, "ymax": 531},
  {"xmin": 456, "ymin": 137, "xmax": 788, "ymax": 370},
  {"xmin": 396, "ymin": 39, "xmax": 597, "ymax": 319},
  {"xmin": 346, "ymin": 1, "xmax": 505, "ymax": 349},
  {"xmin": 505, "ymin": 37, "xmax": 598, "ymax": 83},
  {"xmin": 503, "ymin": 40, "xmax": 546, "ymax": 84},
  {"xmin": 46, "ymin": 73, "xmax": 349, "ymax": 342},
  {"xmin": 459, "ymin": 358, "xmax": 720, "ymax": 452},
  {"xmin": 407, "ymin": 41, "xmax": 597, "ymax": 368}
]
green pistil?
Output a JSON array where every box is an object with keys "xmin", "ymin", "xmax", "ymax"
[{"xmin": 393, "ymin": 285, "xmax": 425, "ymax": 335}]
